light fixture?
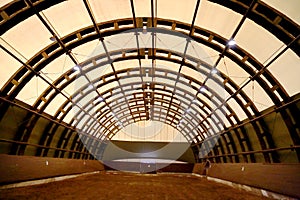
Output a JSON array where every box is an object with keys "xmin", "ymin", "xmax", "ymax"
[
  {"xmin": 211, "ymin": 68, "xmax": 218, "ymax": 74},
  {"xmin": 199, "ymin": 86, "xmax": 206, "ymax": 93},
  {"xmin": 49, "ymin": 36, "xmax": 56, "ymax": 41},
  {"xmin": 228, "ymin": 39, "xmax": 236, "ymax": 46},
  {"xmin": 88, "ymin": 84, "xmax": 94, "ymax": 89},
  {"xmin": 142, "ymin": 25, "xmax": 147, "ymax": 34},
  {"xmin": 117, "ymin": 121, "xmax": 123, "ymax": 127},
  {"xmin": 73, "ymin": 65, "xmax": 80, "ymax": 71},
  {"xmin": 97, "ymin": 96, "xmax": 103, "ymax": 102}
]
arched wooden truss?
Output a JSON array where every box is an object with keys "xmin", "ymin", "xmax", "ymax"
[{"xmin": 0, "ymin": 0, "xmax": 299, "ymax": 163}]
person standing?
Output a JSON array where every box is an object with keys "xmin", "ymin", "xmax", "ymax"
[{"xmin": 203, "ymin": 159, "xmax": 211, "ymax": 177}]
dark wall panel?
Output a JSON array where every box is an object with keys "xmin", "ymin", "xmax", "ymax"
[
  {"xmin": 193, "ymin": 163, "xmax": 300, "ymax": 198},
  {"xmin": 0, "ymin": 154, "xmax": 104, "ymax": 185},
  {"xmin": 103, "ymin": 140, "xmax": 195, "ymax": 163},
  {"xmin": 104, "ymin": 161, "xmax": 194, "ymax": 173}
]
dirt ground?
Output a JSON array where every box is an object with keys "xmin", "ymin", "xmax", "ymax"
[{"xmin": 0, "ymin": 171, "xmax": 269, "ymax": 200}]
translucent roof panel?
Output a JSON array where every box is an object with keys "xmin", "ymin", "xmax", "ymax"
[
  {"xmin": 227, "ymin": 98, "xmax": 247, "ymax": 121},
  {"xmin": 113, "ymin": 121, "xmax": 188, "ymax": 142},
  {"xmin": 217, "ymin": 57, "xmax": 250, "ymax": 86},
  {"xmin": 268, "ymin": 49, "xmax": 300, "ymax": 96},
  {"xmin": 196, "ymin": 0, "xmax": 242, "ymax": 39},
  {"xmin": 243, "ymin": 81, "xmax": 274, "ymax": 111},
  {"xmin": 89, "ymin": 0, "xmax": 132, "ymax": 22},
  {"xmin": 154, "ymin": 60, "xmax": 180, "ymax": 73},
  {"xmin": 189, "ymin": 44, "xmax": 221, "ymax": 65},
  {"xmin": 0, "ymin": 47, "xmax": 22, "ymax": 88},
  {"xmin": 235, "ymin": 18, "xmax": 285, "ymax": 64},
  {"xmin": 44, "ymin": 93, "xmax": 68, "ymax": 116},
  {"xmin": 186, "ymin": 40, "xmax": 215, "ymax": 65},
  {"xmin": 16, "ymin": 76, "xmax": 49, "ymax": 106},
  {"xmin": 0, "ymin": 1, "xmax": 11, "ymax": 7},
  {"xmin": 41, "ymin": 0, "xmax": 92, "ymax": 37},
  {"xmin": 157, "ymin": 0, "xmax": 196, "ymax": 24},
  {"xmin": 2, "ymin": 15, "xmax": 53, "ymax": 59},
  {"xmin": 113, "ymin": 59, "xmax": 141, "ymax": 71},
  {"xmin": 104, "ymin": 32, "xmax": 138, "ymax": 52},
  {"xmin": 134, "ymin": 0, "xmax": 152, "ymax": 17},
  {"xmin": 262, "ymin": 0, "xmax": 300, "ymax": 24},
  {"xmin": 40, "ymin": 55, "xmax": 75, "ymax": 83},
  {"xmin": 67, "ymin": 40, "xmax": 101, "ymax": 63}
]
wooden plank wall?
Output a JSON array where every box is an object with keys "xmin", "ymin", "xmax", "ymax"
[
  {"xmin": 193, "ymin": 163, "xmax": 300, "ymax": 198},
  {"xmin": 0, "ymin": 154, "xmax": 105, "ymax": 184}
]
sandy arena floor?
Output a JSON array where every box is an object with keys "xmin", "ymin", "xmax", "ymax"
[{"xmin": 0, "ymin": 171, "xmax": 269, "ymax": 200}]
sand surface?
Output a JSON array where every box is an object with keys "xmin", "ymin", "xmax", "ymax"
[{"xmin": 0, "ymin": 171, "xmax": 269, "ymax": 200}]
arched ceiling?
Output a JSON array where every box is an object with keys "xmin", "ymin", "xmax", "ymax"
[{"xmin": 0, "ymin": 0, "xmax": 299, "ymax": 163}]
